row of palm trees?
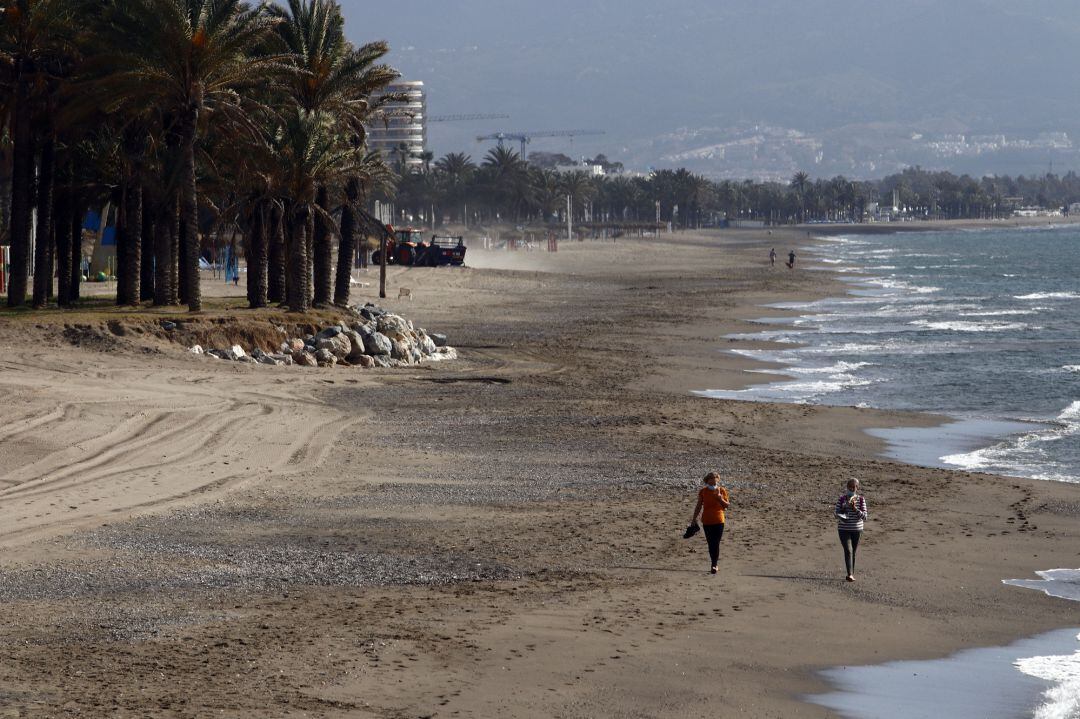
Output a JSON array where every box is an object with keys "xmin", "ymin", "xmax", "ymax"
[
  {"xmin": 393, "ymin": 151, "xmax": 1067, "ymax": 229},
  {"xmin": 1, "ymin": 0, "xmax": 398, "ymax": 311},
  {"xmin": 392, "ymin": 149, "xmax": 715, "ymax": 228}
]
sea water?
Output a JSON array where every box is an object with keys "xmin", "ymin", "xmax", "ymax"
[
  {"xmin": 808, "ymin": 575, "xmax": 1080, "ymax": 719},
  {"xmin": 702, "ymin": 224, "xmax": 1080, "ymax": 483},
  {"xmin": 807, "ymin": 628, "xmax": 1080, "ymax": 719},
  {"xmin": 718, "ymin": 225, "xmax": 1080, "ymax": 717}
]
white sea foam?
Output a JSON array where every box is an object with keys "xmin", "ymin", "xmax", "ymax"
[
  {"xmin": 865, "ymin": 278, "xmax": 943, "ymax": 294},
  {"xmin": 942, "ymin": 401, "xmax": 1080, "ymax": 480},
  {"xmin": 1014, "ymin": 630, "xmax": 1080, "ymax": 719},
  {"xmin": 769, "ymin": 378, "xmax": 874, "ymax": 394},
  {"xmin": 910, "ymin": 319, "xmax": 1031, "ymax": 332},
  {"xmin": 1015, "ymin": 292, "xmax": 1080, "ymax": 300},
  {"xmin": 960, "ymin": 309, "xmax": 1037, "ymax": 317},
  {"xmin": 1006, "ymin": 569, "xmax": 1080, "ymax": 603},
  {"xmin": 1062, "ymin": 366, "xmax": 1080, "ymax": 374},
  {"xmin": 1058, "ymin": 401, "xmax": 1080, "ymax": 422}
]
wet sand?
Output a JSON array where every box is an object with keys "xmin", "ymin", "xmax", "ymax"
[{"xmin": 0, "ymin": 226, "xmax": 1078, "ymax": 717}]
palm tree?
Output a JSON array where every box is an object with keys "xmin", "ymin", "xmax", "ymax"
[
  {"xmin": 789, "ymin": 171, "xmax": 810, "ymax": 223},
  {"xmin": 88, "ymin": 0, "xmax": 284, "ymax": 312},
  {"xmin": 334, "ymin": 149, "xmax": 392, "ymax": 306},
  {"xmin": 0, "ymin": 0, "xmax": 85, "ymax": 307},
  {"xmin": 481, "ymin": 146, "xmax": 528, "ymax": 220},
  {"xmin": 434, "ymin": 152, "xmax": 474, "ymax": 222},
  {"xmin": 272, "ymin": 107, "xmax": 359, "ymax": 311},
  {"xmin": 269, "ymin": 0, "xmax": 397, "ymax": 307}
]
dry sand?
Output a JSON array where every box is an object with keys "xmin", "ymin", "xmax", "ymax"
[{"xmin": 0, "ymin": 226, "xmax": 1077, "ymax": 717}]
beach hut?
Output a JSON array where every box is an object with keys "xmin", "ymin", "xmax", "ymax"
[{"xmin": 86, "ymin": 205, "xmax": 117, "ymax": 278}]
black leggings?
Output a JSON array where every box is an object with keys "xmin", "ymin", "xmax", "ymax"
[
  {"xmin": 839, "ymin": 529, "xmax": 861, "ymax": 575},
  {"xmin": 704, "ymin": 523, "xmax": 725, "ymax": 566}
]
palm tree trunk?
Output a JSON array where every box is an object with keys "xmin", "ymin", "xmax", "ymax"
[
  {"xmin": 140, "ymin": 188, "xmax": 155, "ymax": 301},
  {"xmin": 180, "ymin": 116, "xmax": 201, "ymax": 312},
  {"xmin": 312, "ymin": 185, "xmax": 332, "ymax": 306},
  {"xmin": 154, "ymin": 210, "xmax": 171, "ymax": 306},
  {"xmin": 268, "ymin": 203, "xmax": 286, "ymax": 303},
  {"xmin": 288, "ymin": 206, "xmax": 310, "ymax": 312},
  {"xmin": 6, "ymin": 66, "xmax": 33, "ymax": 307},
  {"xmin": 32, "ymin": 136, "xmax": 56, "ymax": 308},
  {"xmin": 171, "ymin": 195, "xmax": 181, "ymax": 305},
  {"xmin": 116, "ymin": 181, "xmax": 133, "ymax": 305},
  {"xmin": 160, "ymin": 192, "xmax": 180, "ymax": 305},
  {"xmin": 69, "ymin": 201, "xmax": 84, "ymax": 303},
  {"xmin": 117, "ymin": 182, "xmax": 142, "ymax": 305},
  {"xmin": 247, "ymin": 201, "xmax": 267, "ymax": 308},
  {"xmin": 54, "ymin": 179, "xmax": 72, "ymax": 307},
  {"xmin": 334, "ymin": 178, "xmax": 360, "ymax": 307},
  {"xmin": 305, "ymin": 213, "xmax": 314, "ymax": 306},
  {"xmin": 334, "ymin": 204, "xmax": 356, "ymax": 306}
]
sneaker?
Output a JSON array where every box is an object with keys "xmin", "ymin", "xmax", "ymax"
[
  {"xmin": 710, "ymin": 566, "xmax": 718, "ymax": 574},
  {"xmin": 846, "ymin": 575, "xmax": 855, "ymax": 582}
]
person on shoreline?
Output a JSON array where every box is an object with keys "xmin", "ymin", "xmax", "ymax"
[
  {"xmin": 787, "ymin": 249, "xmax": 796, "ymax": 269},
  {"xmin": 769, "ymin": 247, "xmax": 777, "ymax": 266},
  {"xmin": 690, "ymin": 472, "xmax": 730, "ymax": 574},
  {"xmin": 835, "ymin": 478, "xmax": 868, "ymax": 582}
]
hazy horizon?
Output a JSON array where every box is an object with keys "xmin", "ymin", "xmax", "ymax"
[{"xmin": 342, "ymin": 0, "xmax": 1080, "ymax": 180}]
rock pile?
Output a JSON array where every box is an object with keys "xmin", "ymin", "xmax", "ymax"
[{"xmin": 189, "ymin": 303, "xmax": 457, "ymax": 369}]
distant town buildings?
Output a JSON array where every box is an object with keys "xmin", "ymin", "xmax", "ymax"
[
  {"xmin": 367, "ymin": 80, "xmax": 426, "ymax": 169},
  {"xmin": 555, "ymin": 160, "xmax": 607, "ymax": 177}
]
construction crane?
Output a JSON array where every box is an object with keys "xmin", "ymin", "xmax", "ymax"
[{"xmin": 476, "ymin": 129, "xmax": 606, "ymax": 157}]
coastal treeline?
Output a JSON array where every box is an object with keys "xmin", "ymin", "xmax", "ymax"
[
  {"xmin": 0, "ymin": 0, "xmax": 398, "ymax": 311},
  {"xmin": 392, "ymin": 155, "xmax": 1080, "ymax": 229}
]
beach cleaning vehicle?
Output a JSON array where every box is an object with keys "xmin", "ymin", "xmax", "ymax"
[{"xmin": 371, "ymin": 226, "xmax": 467, "ymax": 267}]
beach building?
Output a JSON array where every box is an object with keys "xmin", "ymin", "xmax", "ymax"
[{"xmin": 367, "ymin": 80, "xmax": 426, "ymax": 170}]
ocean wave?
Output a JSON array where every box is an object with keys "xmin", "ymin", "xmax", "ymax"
[
  {"xmin": 1006, "ymin": 570, "xmax": 1080, "ymax": 603},
  {"xmin": 1013, "ymin": 629, "xmax": 1080, "ymax": 719},
  {"xmin": 769, "ymin": 377, "xmax": 874, "ymax": 395},
  {"xmin": 960, "ymin": 309, "xmax": 1037, "ymax": 317},
  {"xmin": 863, "ymin": 280, "xmax": 943, "ymax": 294},
  {"xmin": 942, "ymin": 402, "xmax": 1080, "ymax": 481},
  {"xmin": 1062, "ymin": 366, "xmax": 1080, "ymax": 374},
  {"xmin": 910, "ymin": 320, "xmax": 1031, "ymax": 332},
  {"xmin": 1015, "ymin": 292, "xmax": 1080, "ymax": 300},
  {"xmin": 1058, "ymin": 400, "xmax": 1080, "ymax": 423},
  {"xmin": 776, "ymin": 361, "xmax": 874, "ymax": 375}
]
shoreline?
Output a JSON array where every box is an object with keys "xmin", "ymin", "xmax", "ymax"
[
  {"xmin": 1, "ymin": 224, "xmax": 1079, "ymax": 716},
  {"xmin": 701, "ymin": 224, "xmax": 1080, "ymax": 486}
]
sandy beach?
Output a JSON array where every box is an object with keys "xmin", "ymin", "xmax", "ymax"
[{"xmin": 1, "ymin": 225, "xmax": 1078, "ymax": 717}]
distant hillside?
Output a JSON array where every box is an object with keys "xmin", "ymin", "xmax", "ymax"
[{"xmin": 344, "ymin": 0, "xmax": 1080, "ymax": 177}]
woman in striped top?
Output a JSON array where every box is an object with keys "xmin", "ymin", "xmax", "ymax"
[{"xmin": 835, "ymin": 478, "xmax": 868, "ymax": 582}]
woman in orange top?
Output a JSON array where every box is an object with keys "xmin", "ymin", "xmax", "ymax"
[{"xmin": 690, "ymin": 472, "xmax": 730, "ymax": 574}]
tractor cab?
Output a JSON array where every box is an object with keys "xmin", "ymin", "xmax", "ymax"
[
  {"xmin": 392, "ymin": 227, "xmax": 427, "ymax": 264},
  {"xmin": 394, "ymin": 227, "xmax": 425, "ymax": 245},
  {"xmin": 371, "ymin": 225, "xmax": 466, "ymax": 266}
]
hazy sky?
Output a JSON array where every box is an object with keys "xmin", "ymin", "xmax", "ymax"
[{"xmin": 339, "ymin": 0, "xmax": 1080, "ymax": 171}]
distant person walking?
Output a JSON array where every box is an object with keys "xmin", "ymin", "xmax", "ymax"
[
  {"xmin": 787, "ymin": 249, "xmax": 796, "ymax": 269},
  {"xmin": 769, "ymin": 248, "xmax": 777, "ymax": 266},
  {"xmin": 689, "ymin": 472, "xmax": 730, "ymax": 574},
  {"xmin": 835, "ymin": 478, "xmax": 868, "ymax": 582}
]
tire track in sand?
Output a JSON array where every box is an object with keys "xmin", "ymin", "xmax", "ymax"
[{"xmin": 0, "ymin": 368, "xmax": 362, "ymax": 550}]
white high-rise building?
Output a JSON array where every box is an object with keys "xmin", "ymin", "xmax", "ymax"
[{"xmin": 367, "ymin": 80, "xmax": 426, "ymax": 170}]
